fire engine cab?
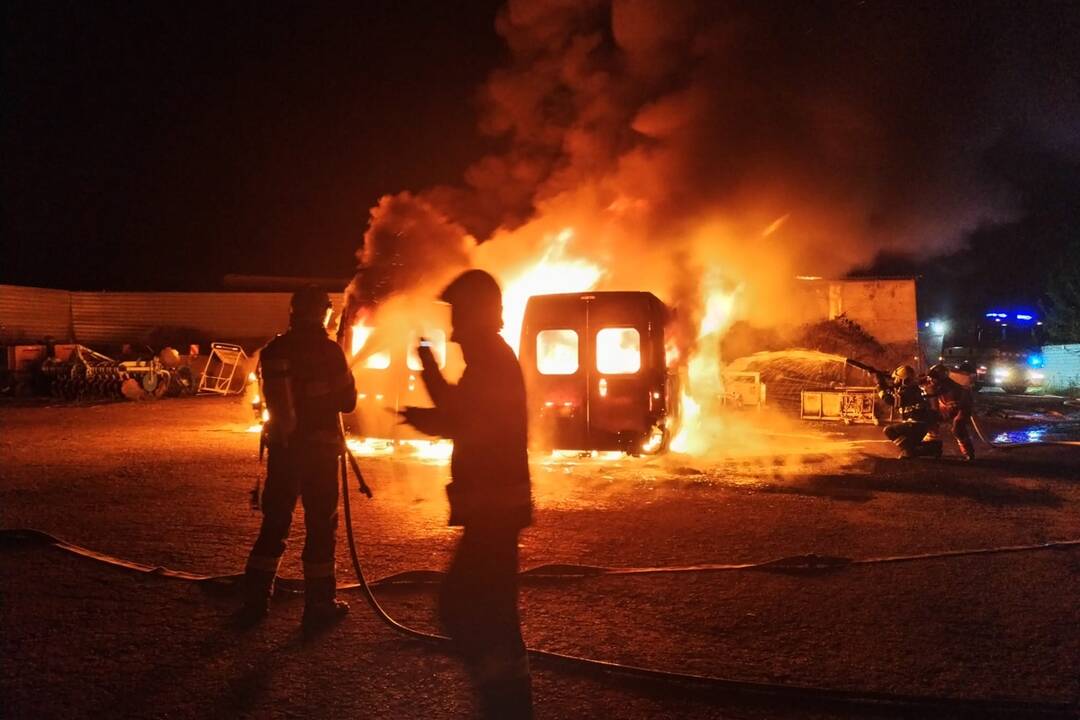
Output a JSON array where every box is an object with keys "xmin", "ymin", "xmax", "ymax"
[{"xmin": 940, "ymin": 310, "xmax": 1045, "ymax": 394}]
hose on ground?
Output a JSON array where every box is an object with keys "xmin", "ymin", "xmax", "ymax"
[
  {"xmin": 4, "ymin": 528, "xmax": 1077, "ymax": 591},
  {"xmin": 335, "ymin": 450, "xmax": 1077, "ymax": 717},
  {"xmin": 3, "ymin": 455, "xmax": 1076, "ymax": 716}
]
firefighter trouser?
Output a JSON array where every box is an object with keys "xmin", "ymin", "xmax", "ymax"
[
  {"xmin": 244, "ymin": 443, "xmax": 340, "ymax": 606},
  {"xmin": 952, "ymin": 416, "xmax": 975, "ymax": 459},
  {"xmin": 883, "ymin": 421, "xmax": 935, "ymax": 456},
  {"xmin": 439, "ymin": 524, "xmax": 532, "ymax": 719}
]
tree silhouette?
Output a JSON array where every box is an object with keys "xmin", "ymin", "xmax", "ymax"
[{"xmin": 1043, "ymin": 239, "xmax": 1080, "ymax": 343}]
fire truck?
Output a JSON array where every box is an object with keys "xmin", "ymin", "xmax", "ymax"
[{"xmin": 939, "ymin": 310, "xmax": 1046, "ymax": 394}]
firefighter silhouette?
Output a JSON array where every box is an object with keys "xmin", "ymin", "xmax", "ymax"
[
  {"xmin": 237, "ymin": 287, "xmax": 357, "ymax": 632},
  {"xmin": 400, "ymin": 269, "xmax": 533, "ymax": 719},
  {"xmin": 879, "ymin": 364, "xmax": 942, "ymax": 458},
  {"xmin": 926, "ymin": 363, "xmax": 976, "ymax": 461}
]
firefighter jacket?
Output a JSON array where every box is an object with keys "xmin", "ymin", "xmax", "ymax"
[
  {"xmin": 928, "ymin": 377, "xmax": 974, "ymax": 424},
  {"xmin": 408, "ymin": 333, "xmax": 532, "ymax": 531},
  {"xmin": 259, "ymin": 324, "xmax": 357, "ymax": 446},
  {"xmin": 879, "ymin": 383, "xmax": 936, "ymax": 423}
]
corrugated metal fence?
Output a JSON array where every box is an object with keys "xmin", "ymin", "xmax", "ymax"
[
  {"xmin": 0, "ymin": 285, "xmax": 74, "ymax": 342},
  {"xmin": 1042, "ymin": 344, "xmax": 1080, "ymax": 390},
  {"xmin": 1, "ymin": 284, "xmax": 346, "ymax": 350}
]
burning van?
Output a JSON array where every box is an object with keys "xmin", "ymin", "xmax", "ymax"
[
  {"xmin": 347, "ymin": 301, "xmax": 463, "ymax": 447},
  {"xmin": 519, "ymin": 291, "xmax": 678, "ymax": 455}
]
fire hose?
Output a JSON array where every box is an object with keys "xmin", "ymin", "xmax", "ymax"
[
  {"xmin": 4, "ymin": 505, "xmax": 1077, "ymax": 717},
  {"xmin": 3, "ymin": 410, "xmax": 1075, "ymax": 714},
  {"xmin": 335, "ymin": 439, "xmax": 1080, "ymax": 717},
  {"xmin": 335, "ymin": 353, "xmax": 1073, "ymax": 711}
]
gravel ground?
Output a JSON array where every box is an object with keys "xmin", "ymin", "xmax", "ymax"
[{"xmin": 1, "ymin": 396, "xmax": 1078, "ymax": 719}]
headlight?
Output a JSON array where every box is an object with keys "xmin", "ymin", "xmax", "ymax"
[
  {"xmin": 1027, "ymin": 370, "xmax": 1044, "ymax": 382},
  {"xmin": 992, "ymin": 366, "xmax": 1013, "ymax": 382}
]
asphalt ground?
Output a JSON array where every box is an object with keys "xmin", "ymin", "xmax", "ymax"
[{"xmin": 2, "ymin": 396, "xmax": 1078, "ymax": 719}]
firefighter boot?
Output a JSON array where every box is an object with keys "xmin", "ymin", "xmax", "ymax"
[
  {"xmin": 474, "ymin": 652, "xmax": 532, "ymax": 719},
  {"xmin": 301, "ymin": 576, "xmax": 349, "ymax": 633},
  {"xmin": 478, "ymin": 672, "xmax": 533, "ymax": 719},
  {"xmin": 916, "ymin": 439, "xmax": 943, "ymax": 458},
  {"xmin": 958, "ymin": 439, "xmax": 976, "ymax": 462},
  {"xmin": 233, "ymin": 568, "xmax": 275, "ymax": 628},
  {"xmin": 896, "ymin": 441, "xmax": 919, "ymax": 460}
]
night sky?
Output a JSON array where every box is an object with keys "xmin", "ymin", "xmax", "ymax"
[
  {"xmin": 4, "ymin": 1, "xmax": 1079, "ymax": 322},
  {"xmin": 4, "ymin": 1, "xmax": 504, "ymax": 290}
]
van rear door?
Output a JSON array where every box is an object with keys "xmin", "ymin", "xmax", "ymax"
[
  {"xmin": 520, "ymin": 295, "xmax": 588, "ymax": 450},
  {"xmin": 587, "ymin": 295, "xmax": 652, "ymax": 450}
]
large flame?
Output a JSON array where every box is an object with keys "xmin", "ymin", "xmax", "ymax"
[
  {"xmin": 670, "ymin": 274, "xmax": 741, "ymax": 454},
  {"xmin": 350, "ymin": 317, "xmax": 391, "ymax": 369},
  {"xmin": 342, "ymin": 223, "xmax": 753, "ymax": 460},
  {"xmin": 498, "ymin": 228, "xmax": 604, "ymax": 354}
]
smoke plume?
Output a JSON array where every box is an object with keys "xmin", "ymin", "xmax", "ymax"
[{"xmin": 353, "ymin": 0, "xmax": 1080, "ymax": 329}]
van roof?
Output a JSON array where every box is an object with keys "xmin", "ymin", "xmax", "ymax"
[{"xmin": 525, "ymin": 290, "xmax": 665, "ymax": 304}]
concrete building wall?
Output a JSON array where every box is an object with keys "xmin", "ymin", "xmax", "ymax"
[{"xmin": 793, "ymin": 278, "xmax": 919, "ymax": 346}]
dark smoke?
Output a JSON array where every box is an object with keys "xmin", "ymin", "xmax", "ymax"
[
  {"xmin": 343, "ymin": 192, "xmax": 470, "ymax": 325},
  {"xmin": 478, "ymin": 0, "xmax": 1078, "ymax": 253},
  {"xmin": 354, "ymin": 0, "xmax": 1080, "ymax": 316}
]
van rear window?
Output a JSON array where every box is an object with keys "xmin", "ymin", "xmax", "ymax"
[
  {"xmin": 596, "ymin": 327, "xmax": 641, "ymax": 374},
  {"xmin": 537, "ymin": 330, "xmax": 579, "ymax": 375}
]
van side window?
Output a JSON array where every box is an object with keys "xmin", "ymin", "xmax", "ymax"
[
  {"xmin": 596, "ymin": 327, "xmax": 641, "ymax": 374},
  {"xmin": 364, "ymin": 352, "xmax": 391, "ymax": 370},
  {"xmin": 407, "ymin": 330, "xmax": 447, "ymax": 370},
  {"xmin": 537, "ymin": 330, "xmax": 579, "ymax": 375},
  {"xmin": 353, "ymin": 324, "xmax": 391, "ymax": 370}
]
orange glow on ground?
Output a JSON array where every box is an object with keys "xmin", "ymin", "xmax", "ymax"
[{"xmin": 346, "ymin": 436, "xmax": 453, "ymax": 464}]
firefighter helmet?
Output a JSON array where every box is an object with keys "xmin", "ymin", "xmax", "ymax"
[
  {"xmin": 439, "ymin": 269, "xmax": 503, "ymax": 332},
  {"xmin": 892, "ymin": 364, "xmax": 917, "ymax": 385},
  {"xmin": 290, "ymin": 286, "xmax": 332, "ymax": 325},
  {"xmin": 927, "ymin": 363, "xmax": 951, "ymax": 382}
]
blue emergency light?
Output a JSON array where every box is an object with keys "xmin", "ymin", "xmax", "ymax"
[{"xmin": 985, "ymin": 309, "xmax": 1039, "ymax": 324}]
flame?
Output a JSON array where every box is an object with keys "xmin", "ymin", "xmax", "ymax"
[
  {"xmin": 762, "ymin": 213, "xmax": 790, "ymax": 237},
  {"xmin": 345, "ymin": 436, "xmax": 453, "ymax": 464},
  {"xmin": 665, "ymin": 339, "xmax": 681, "ymax": 367},
  {"xmin": 596, "ymin": 327, "xmax": 641, "ymax": 374},
  {"xmin": 669, "ymin": 391, "xmax": 699, "ymax": 453},
  {"xmin": 350, "ymin": 317, "xmax": 391, "ymax": 368},
  {"xmin": 398, "ymin": 438, "xmax": 455, "ymax": 462},
  {"xmin": 350, "ymin": 322, "xmax": 373, "ymax": 357},
  {"xmin": 536, "ymin": 329, "xmax": 580, "ymax": 374},
  {"xmin": 498, "ymin": 228, "xmax": 603, "ymax": 354},
  {"xmin": 338, "ymin": 223, "xmax": 764, "ymax": 460},
  {"xmin": 346, "ymin": 437, "xmax": 395, "ymax": 457},
  {"xmin": 697, "ymin": 283, "xmax": 738, "ymax": 340},
  {"xmin": 670, "ymin": 276, "xmax": 741, "ymax": 454}
]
